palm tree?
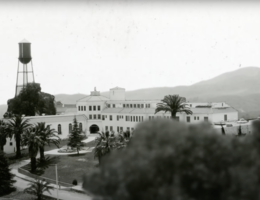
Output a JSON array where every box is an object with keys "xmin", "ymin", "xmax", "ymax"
[
  {"xmin": 155, "ymin": 95, "xmax": 193, "ymax": 120},
  {"xmin": 24, "ymin": 179, "xmax": 54, "ymax": 200},
  {"xmin": 35, "ymin": 122, "xmax": 60, "ymax": 161},
  {"xmin": 7, "ymin": 115, "xmax": 31, "ymax": 158},
  {"xmin": 94, "ymin": 131, "xmax": 116, "ymax": 164},
  {"xmin": 21, "ymin": 128, "xmax": 43, "ymax": 172}
]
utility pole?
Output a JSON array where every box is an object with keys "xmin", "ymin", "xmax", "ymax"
[{"xmin": 55, "ymin": 164, "xmax": 59, "ymax": 200}]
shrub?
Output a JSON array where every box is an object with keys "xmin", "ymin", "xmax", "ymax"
[
  {"xmin": 0, "ymin": 152, "xmax": 16, "ymax": 196},
  {"xmin": 83, "ymin": 119, "xmax": 260, "ymax": 200},
  {"xmin": 72, "ymin": 179, "xmax": 78, "ymax": 186}
]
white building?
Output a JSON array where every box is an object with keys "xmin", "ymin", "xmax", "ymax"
[{"xmin": 2, "ymin": 87, "xmax": 239, "ymax": 154}]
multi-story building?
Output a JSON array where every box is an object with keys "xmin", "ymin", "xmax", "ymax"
[
  {"xmin": 76, "ymin": 87, "xmax": 238, "ymax": 134},
  {"xmin": 2, "ymin": 86, "xmax": 239, "ymax": 154}
]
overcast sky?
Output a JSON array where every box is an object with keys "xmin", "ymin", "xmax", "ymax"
[{"xmin": 0, "ymin": 1, "xmax": 260, "ymax": 104}]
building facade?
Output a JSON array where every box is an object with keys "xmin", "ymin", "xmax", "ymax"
[{"xmin": 2, "ymin": 87, "xmax": 239, "ymax": 154}]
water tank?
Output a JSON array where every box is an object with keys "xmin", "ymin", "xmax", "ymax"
[{"xmin": 18, "ymin": 39, "xmax": 32, "ymax": 64}]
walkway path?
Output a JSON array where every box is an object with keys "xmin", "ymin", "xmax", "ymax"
[{"xmin": 8, "ymin": 135, "xmax": 98, "ymax": 200}]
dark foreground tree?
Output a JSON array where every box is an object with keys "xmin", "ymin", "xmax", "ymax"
[
  {"xmin": 67, "ymin": 117, "xmax": 84, "ymax": 154},
  {"xmin": 155, "ymin": 95, "xmax": 193, "ymax": 119},
  {"xmin": 0, "ymin": 120, "xmax": 7, "ymax": 152},
  {"xmin": 7, "ymin": 115, "xmax": 31, "ymax": 158},
  {"xmin": 5, "ymin": 83, "xmax": 56, "ymax": 117},
  {"xmin": 83, "ymin": 119, "xmax": 260, "ymax": 200},
  {"xmin": 0, "ymin": 152, "xmax": 15, "ymax": 196},
  {"xmin": 24, "ymin": 179, "xmax": 54, "ymax": 200}
]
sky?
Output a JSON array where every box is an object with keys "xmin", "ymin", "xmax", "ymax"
[{"xmin": 0, "ymin": 0, "xmax": 260, "ymax": 104}]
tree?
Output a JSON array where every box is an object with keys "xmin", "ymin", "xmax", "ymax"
[
  {"xmin": 7, "ymin": 115, "xmax": 31, "ymax": 158},
  {"xmin": 94, "ymin": 131, "xmax": 117, "ymax": 164},
  {"xmin": 155, "ymin": 95, "xmax": 193, "ymax": 119},
  {"xmin": 24, "ymin": 179, "xmax": 54, "ymax": 200},
  {"xmin": 35, "ymin": 122, "xmax": 60, "ymax": 161},
  {"xmin": 83, "ymin": 119, "xmax": 260, "ymax": 200},
  {"xmin": 67, "ymin": 117, "xmax": 84, "ymax": 155},
  {"xmin": 5, "ymin": 83, "xmax": 56, "ymax": 117},
  {"xmin": 21, "ymin": 128, "xmax": 43, "ymax": 172},
  {"xmin": 0, "ymin": 120, "xmax": 7, "ymax": 152},
  {"xmin": 0, "ymin": 152, "xmax": 15, "ymax": 196}
]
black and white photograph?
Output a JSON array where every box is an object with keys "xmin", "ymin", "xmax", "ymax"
[{"xmin": 1, "ymin": 0, "xmax": 260, "ymax": 200}]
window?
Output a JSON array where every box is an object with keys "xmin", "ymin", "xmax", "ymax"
[
  {"xmin": 123, "ymin": 104, "xmax": 125, "ymax": 108},
  {"xmin": 98, "ymin": 106, "xmax": 101, "ymax": 111},
  {"xmin": 89, "ymin": 115, "xmax": 92, "ymax": 119},
  {"xmin": 78, "ymin": 106, "xmax": 80, "ymax": 111},
  {"xmin": 146, "ymin": 104, "xmax": 150, "ymax": 108},
  {"xmin": 105, "ymin": 126, "xmax": 108, "ymax": 131},
  {"xmin": 194, "ymin": 116, "xmax": 196, "ymax": 120},
  {"xmin": 117, "ymin": 126, "xmax": 119, "ymax": 132},
  {"xmin": 131, "ymin": 116, "xmax": 132, "ymax": 122},
  {"xmin": 98, "ymin": 114, "xmax": 101, "ymax": 119},
  {"xmin": 69, "ymin": 123, "xmax": 72, "ymax": 133},
  {"xmin": 136, "ymin": 116, "xmax": 138, "ymax": 122},
  {"xmin": 137, "ymin": 104, "xmax": 140, "ymax": 108},
  {"xmin": 120, "ymin": 127, "xmax": 123, "ymax": 131},
  {"xmin": 107, "ymin": 104, "xmax": 111, "ymax": 108},
  {"xmin": 89, "ymin": 106, "xmax": 92, "ymax": 111},
  {"xmin": 187, "ymin": 116, "xmax": 190, "ymax": 123},
  {"xmin": 81, "ymin": 106, "xmax": 83, "ymax": 111},
  {"xmin": 131, "ymin": 128, "xmax": 134, "ymax": 131},
  {"xmin": 133, "ymin": 116, "xmax": 135, "ymax": 122},
  {"xmin": 110, "ymin": 126, "xmax": 113, "ymax": 131},
  {"xmin": 117, "ymin": 115, "xmax": 120, "ymax": 121},
  {"xmin": 110, "ymin": 115, "xmax": 113, "ymax": 121},
  {"xmin": 93, "ymin": 106, "xmax": 96, "ymax": 111},
  {"xmin": 139, "ymin": 116, "xmax": 141, "ymax": 121},
  {"xmin": 58, "ymin": 124, "xmax": 62, "ymax": 135},
  {"xmin": 10, "ymin": 142, "xmax": 12, "ymax": 146},
  {"xmin": 204, "ymin": 117, "xmax": 209, "ymax": 121},
  {"xmin": 102, "ymin": 115, "xmax": 105, "ymax": 120},
  {"xmin": 84, "ymin": 106, "xmax": 86, "ymax": 111},
  {"xmin": 141, "ymin": 104, "xmax": 144, "ymax": 108},
  {"xmin": 197, "ymin": 117, "xmax": 200, "ymax": 120},
  {"xmin": 130, "ymin": 104, "xmax": 133, "ymax": 108},
  {"xmin": 127, "ymin": 104, "xmax": 129, "ymax": 108},
  {"xmin": 79, "ymin": 123, "xmax": 82, "ymax": 132},
  {"xmin": 127, "ymin": 127, "xmax": 130, "ymax": 131},
  {"xmin": 224, "ymin": 114, "xmax": 227, "ymax": 121},
  {"xmin": 142, "ymin": 116, "xmax": 144, "ymax": 121},
  {"xmin": 113, "ymin": 104, "xmax": 115, "ymax": 108},
  {"xmin": 134, "ymin": 104, "xmax": 136, "ymax": 108},
  {"xmin": 94, "ymin": 114, "xmax": 96, "ymax": 119}
]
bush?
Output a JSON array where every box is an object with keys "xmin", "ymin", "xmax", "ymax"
[
  {"xmin": 0, "ymin": 152, "xmax": 16, "ymax": 196},
  {"xmin": 72, "ymin": 179, "xmax": 77, "ymax": 186},
  {"xmin": 82, "ymin": 119, "xmax": 260, "ymax": 200}
]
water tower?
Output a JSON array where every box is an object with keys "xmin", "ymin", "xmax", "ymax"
[{"xmin": 15, "ymin": 39, "xmax": 35, "ymax": 96}]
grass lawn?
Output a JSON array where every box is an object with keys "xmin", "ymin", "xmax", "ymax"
[{"xmin": 21, "ymin": 140, "xmax": 98, "ymax": 185}]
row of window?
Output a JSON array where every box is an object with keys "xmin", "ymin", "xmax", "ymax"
[
  {"xmin": 89, "ymin": 114, "xmax": 101, "ymax": 120},
  {"xmin": 125, "ymin": 116, "xmax": 144, "ymax": 122},
  {"xmin": 105, "ymin": 126, "xmax": 135, "ymax": 132},
  {"xmin": 78, "ymin": 105, "xmax": 101, "ymax": 111},
  {"xmin": 107, "ymin": 103, "xmax": 151, "ymax": 109},
  {"xmin": 57, "ymin": 123, "xmax": 83, "ymax": 134}
]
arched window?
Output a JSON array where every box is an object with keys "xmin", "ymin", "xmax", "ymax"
[
  {"xmin": 69, "ymin": 123, "xmax": 72, "ymax": 133},
  {"xmin": 58, "ymin": 124, "xmax": 62, "ymax": 135},
  {"xmin": 79, "ymin": 123, "xmax": 82, "ymax": 132}
]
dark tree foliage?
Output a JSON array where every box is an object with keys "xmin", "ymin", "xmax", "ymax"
[
  {"xmin": 5, "ymin": 83, "xmax": 56, "ymax": 117},
  {"xmin": 0, "ymin": 152, "xmax": 15, "ymax": 196},
  {"xmin": 67, "ymin": 117, "xmax": 84, "ymax": 154},
  {"xmin": 83, "ymin": 119, "xmax": 260, "ymax": 200}
]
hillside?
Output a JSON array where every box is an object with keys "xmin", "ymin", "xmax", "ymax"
[{"xmin": 54, "ymin": 67, "xmax": 260, "ymax": 119}]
